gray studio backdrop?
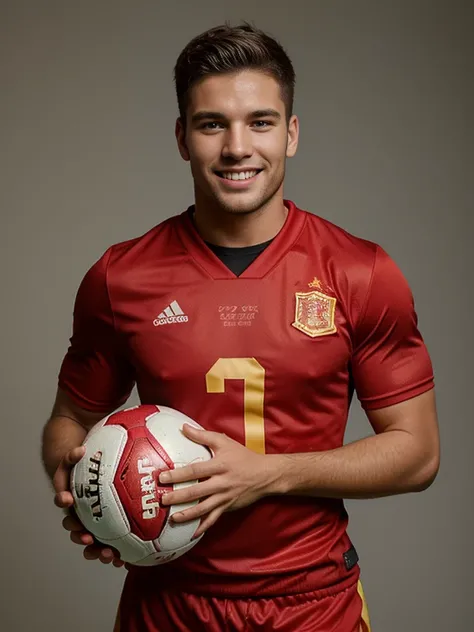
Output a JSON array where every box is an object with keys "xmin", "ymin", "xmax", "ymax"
[{"xmin": 2, "ymin": 1, "xmax": 472, "ymax": 631}]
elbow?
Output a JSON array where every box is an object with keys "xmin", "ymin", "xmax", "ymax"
[{"xmin": 411, "ymin": 452, "xmax": 440, "ymax": 492}]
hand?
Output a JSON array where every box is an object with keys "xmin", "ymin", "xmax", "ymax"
[
  {"xmin": 159, "ymin": 424, "xmax": 273, "ymax": 538},
  {"xmin": 53, "ymin": 446, "xmax": 126, "ymax": 568}
]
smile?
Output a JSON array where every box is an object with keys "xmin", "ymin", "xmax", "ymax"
[
  {"xmin": 215, "ymin": 169, "xmax": 262, "ymax": 181},
  {"xmin": 214, "ymin": 170, "xmax": 263, "ymax": 189}
]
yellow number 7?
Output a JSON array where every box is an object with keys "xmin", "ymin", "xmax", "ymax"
[{"xmin": 206, "ymin": 358, "xmax": 266, "ymax": 454}]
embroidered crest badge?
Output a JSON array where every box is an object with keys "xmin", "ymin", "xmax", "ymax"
[{"xmin": 292, "ymin": 290, "xmax": 337, "ymax": 338}]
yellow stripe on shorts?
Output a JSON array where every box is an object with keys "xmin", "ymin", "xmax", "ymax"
[{"xmin": 358, "ymin": 580, "xmax": 372, "ymax": 632}]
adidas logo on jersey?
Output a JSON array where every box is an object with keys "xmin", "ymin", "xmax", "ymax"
[{"xmin": 153, "ymin": 300, "xmax": 189, "ymax": 326}]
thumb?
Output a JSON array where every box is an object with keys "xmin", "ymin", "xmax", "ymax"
[{"xmin": 53, "ymin": 445, "xmax": 86, "ymax": 494}]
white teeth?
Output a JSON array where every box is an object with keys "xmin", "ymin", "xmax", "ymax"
[{"xmin": 222, "ymin": 170, "xmax": 258, "ymax": 181}]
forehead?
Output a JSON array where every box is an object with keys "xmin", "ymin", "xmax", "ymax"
[{"xmin": 187, "ymin": 70, "xmax": 284, "ymax": 117}]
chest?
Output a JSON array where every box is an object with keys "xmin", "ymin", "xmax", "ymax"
[
  {"xmin": 114, "ymin": 262, "xmax": 355, "ymax": 453},
  {"xmin": 119, "ymin": 267, "xmax": 353, "ymax": 393}
]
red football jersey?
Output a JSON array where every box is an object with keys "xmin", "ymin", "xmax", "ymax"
[{"xmin": 59, "ymin": 200, "xmax": 434, "ymax": 597}]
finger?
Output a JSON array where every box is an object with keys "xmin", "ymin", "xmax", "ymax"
[
  {"xmin": 99, "ymin": 547, "xmax": 121, "ymax": 564},
  {"xmin": 104, "ymin": 547, "xmax": 124, "ymax": 566},
  {"xmin": 64, "ymin": 445, "xmax": 86, "ymax": 465},
  {"xmin": 84, "ymin": 546, "xmax": 114, "ymax": 564},
  {"xmin": 84, "ymin": 543, "xmax": 120, "ymax": 564},
  {"xmin": 62, "ymin": 514, "xmax": 84, "ymax": 532},
  {"xmin": 83, "ymin": 544, "xmax": 102, "ymax": 561},
  {"xmin": 113, "ymin": 558, "xmax": 125, "ymax": 568},
  {"xmin": 62, "ymin": 512, "xmax": 95, "ymax": 545},
  {"xmin": 181, "ymin": 423, "xmax": 225, "ymax": 448},
  {"xmin": 54, "ymin": 491, "xmax": 75, "ymax": 509},
  {"xmin": 52, "ymin": 446, "xmax": 86, "ymax": 494},
  {"xmin": 161, "ymin": 478, "xmax": 220, "ymax": 506},
  {"xmin": 171, "ymin": 493, "xmax": 228, "ymax": 524},
  {"xmin": 70, "ymin": 530, "xmax": 95, "ymax": 546},
  {"xmin": 192, "ymin": 507, "xmax": 223, "ymax": 539},
  {"xmin": 100, "ymin": 552, "xmax": 114, "ymax": 565},
  {"xmin": 159, "ymin": 460, "xmax": 220, "ymax": 485}
]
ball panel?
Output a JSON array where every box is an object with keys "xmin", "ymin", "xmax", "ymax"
[
  {"xmin": 104, "ymin": 404, "xmax": 159, "ymax": 430},
  {"xmin": 157, "ymin": 477, "xmax": 202, "ymax": 551},
  {"xmin": 98, "ymin": 531, "xmax": 156, "ymax": 565},
  {"xmin": 135, "ymin": 538, "xmax": 201, "ymax": 566},
  {"xmin": 71, "ymin": 425, "xmax": 130, "ymax": 540},
  {"xmin": 146, "ymin": 407, "xmax": 213, "ymax": 466},
  {"xmin": 113, "ymin": 433, "xmax": 173, "ymax": 541}
]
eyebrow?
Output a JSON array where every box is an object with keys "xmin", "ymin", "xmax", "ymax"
[{"xmin": 191, "ymin": 109, "xmax": 282, "ymax": 123}]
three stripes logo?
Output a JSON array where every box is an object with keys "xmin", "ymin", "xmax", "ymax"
[{"xmin": 153, "ymin": 300, "xmax": 189, "ymax": 327}]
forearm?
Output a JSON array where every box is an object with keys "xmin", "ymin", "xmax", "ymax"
[
  {"xmin": 41, "ymin": 415, "xmax": 87, "ymax": 480},
  {"xmin": 266, "ymin": 429, "xmax": 438, "ymax": 500}
]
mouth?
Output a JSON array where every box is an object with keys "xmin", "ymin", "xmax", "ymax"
[{"xmin": 214, "ymin": 169, "xmax": 263, "ymax": 188}]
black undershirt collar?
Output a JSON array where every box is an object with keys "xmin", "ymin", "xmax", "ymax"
[{"xmin": 204, "ymin": 238, "xmax": 274, "ymax": 276}]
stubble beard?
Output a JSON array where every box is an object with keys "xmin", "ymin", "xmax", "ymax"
[{"xmin": 202, "ymin": 166, "xmax": 286, "ymax": 217}]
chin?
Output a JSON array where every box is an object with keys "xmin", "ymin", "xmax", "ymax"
[
  {"xmin": 197, "ymin": 174, "xmax": 284, "ymax": 216},
  {"xmin": 219, "ymin": 200, "xmax": 262, "ymax": 215},
  {"xmin": 213, "ymin": 188, "xmax": 279, "ymax": 216}
]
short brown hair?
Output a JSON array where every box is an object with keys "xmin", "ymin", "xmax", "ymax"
[{"xmin": 173, "ymin": 22, "xmax": 296, "ymax": 124}]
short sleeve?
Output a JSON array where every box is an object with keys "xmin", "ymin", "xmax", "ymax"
[
  {"xmin": 351, "ymin": 246, "xmax": 434, "ymax": 411},
  {"xmin": 58, "ymin": 249, "xmax": 135, "ymax": 413}
]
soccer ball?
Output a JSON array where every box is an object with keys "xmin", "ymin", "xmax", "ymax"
[{"xmin": 70, "ymin": 404, "xmax": 212, "ymax": 566}]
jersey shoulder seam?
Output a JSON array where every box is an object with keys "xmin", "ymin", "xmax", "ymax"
[
  {"xmin": 103, "ymin": 246, "xmax": 119, "ymax": 336},
  {"xmin": 352, "ymin": 244, "xmax": 380, "ymax": 350}
]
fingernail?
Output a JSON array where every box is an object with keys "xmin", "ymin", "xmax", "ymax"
[{"xmin": 159, "ymin": 471, "xmax": 171, "ymax": 483}]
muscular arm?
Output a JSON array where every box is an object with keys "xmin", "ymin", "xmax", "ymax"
[
  {"xmin": 266, "ymin": 389, "xmax": 440, "ymax": 499},
  {"xmin": 41, "ymin": 388, "xmax": 111, "ymax": 481},
  {"xmin": 160, "ymin": 388, "xmax": 441, "ymax": 537}
]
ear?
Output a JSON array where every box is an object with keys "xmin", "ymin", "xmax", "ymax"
[
  {"xmin": 175, "ymin": 117, "xmax": 190, "ymax": 161},
  {"xmin": 286, "ymin": 114, "xmax": 299, "ymax": 158}
]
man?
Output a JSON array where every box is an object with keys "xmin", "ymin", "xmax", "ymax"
[{"xmin": 42, "ymin": 22, "xmax": 440, "ymax": 632}]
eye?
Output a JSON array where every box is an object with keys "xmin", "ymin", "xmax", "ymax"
[
  {"xmin": 200, "ymin": 122, "xmax": 223, "ymax": 131},
  {"xmin": 252, "ymin": 120, "xmax": 272, "ymax": 129}
]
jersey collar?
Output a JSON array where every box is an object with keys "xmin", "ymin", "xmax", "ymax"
[{"xmin": 176, "ymin": 200, "xmax": 307, "ymax": 280}]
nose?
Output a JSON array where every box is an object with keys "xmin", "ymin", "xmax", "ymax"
[{"xmin": 221, "ymin": 124, "xmax": 253, "ymax": 161}]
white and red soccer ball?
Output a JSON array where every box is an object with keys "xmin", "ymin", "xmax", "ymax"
[{"xmin": 70, "ymin": 404, "xmax": 212, "ymax": 566}]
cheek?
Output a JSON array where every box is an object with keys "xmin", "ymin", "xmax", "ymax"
[
  {"xmin": 256, "ymin": 134, "xmax": 288, "ymax": 164},
  {"xmin": 188, "ymin": 155, "xmax": 210, "ymax": 182},
  {"xmin": 189, "ymin": 150, "xmax": 218, "ymax": 179},
  {"xmin": 188, "ymin": 134, "xmax": 220, "ymax": 162}
]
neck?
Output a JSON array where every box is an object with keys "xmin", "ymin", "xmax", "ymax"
[{"xmin": 192, "ymin": 195, "xmax": 288, "ymax": 248}]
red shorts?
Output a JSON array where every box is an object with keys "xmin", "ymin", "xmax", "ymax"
[{"xmin": 114, "ymin": 576, "xmax": 371, "ymax": 632}]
